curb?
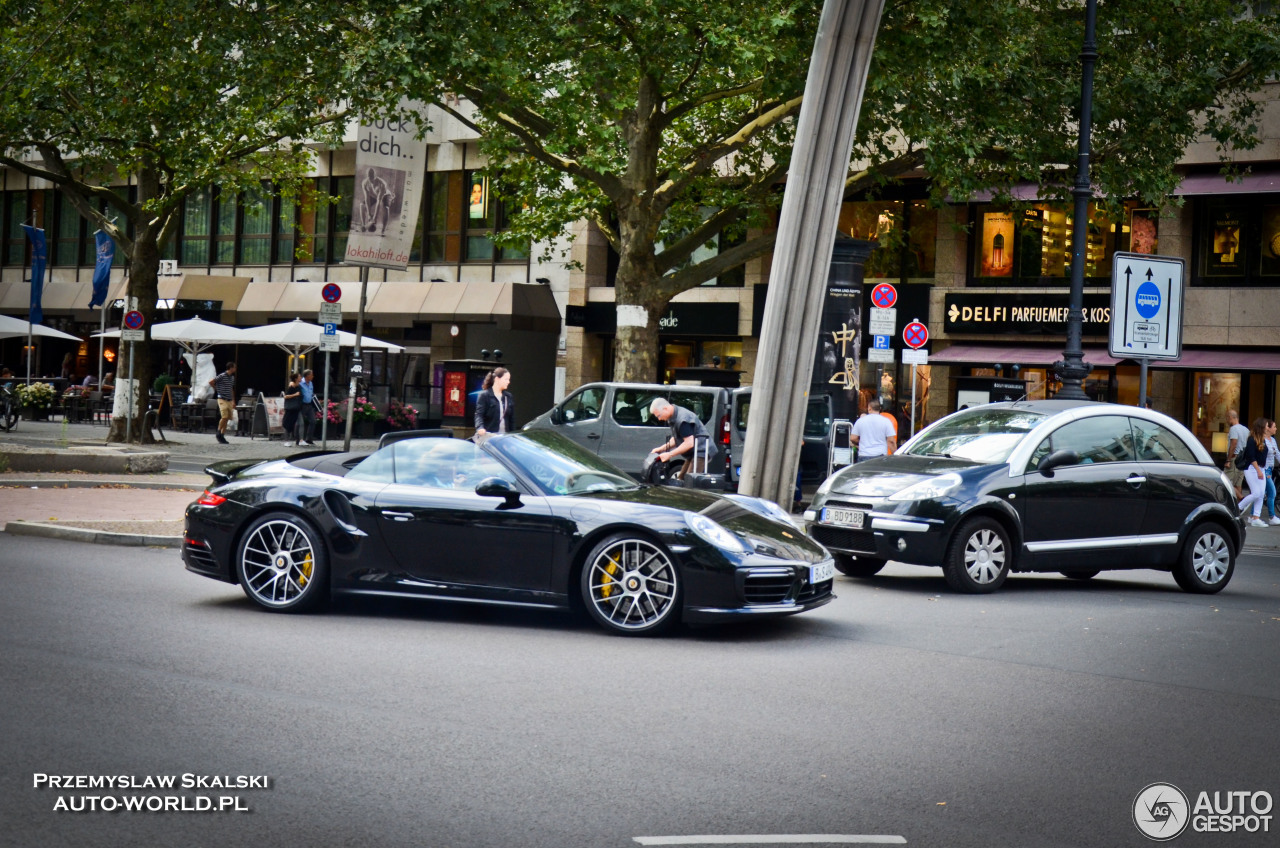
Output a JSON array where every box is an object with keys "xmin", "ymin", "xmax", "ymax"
[
  {"xmin": 4, "ymin": 521, "xmax": 183, "ymax": 548},
  {"xmin": 0, "ymin": 478, "xmax": 203, "ymax": 491}
]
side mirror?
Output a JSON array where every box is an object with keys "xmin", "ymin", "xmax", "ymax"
[
  {"xmin": 475, "ymin": 476, "xmax": 522, "ymax": 507},
  {"xmin": 549, "ymin": 406, "xmax": 563, "ymax": 425},
  {"xmin": 1037, "ymin": 449, "xmax": 1081, "ymax": 477}
]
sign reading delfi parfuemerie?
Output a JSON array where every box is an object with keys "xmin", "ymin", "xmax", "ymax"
[{"xmin": 1108, "ymin": 251, "xmax": 1184, "ymax": 361}]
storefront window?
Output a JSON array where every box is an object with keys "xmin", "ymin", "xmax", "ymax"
[
  {"xmin": 4, "ymin": 190, "xmax": 27, "ymax": 265},
  {"xmin": 1195, "ymin": 196, "xmax": 1280, "ymax": 285},
  {"xmin": 181, "ymin": 189, "xmax": 212, "ymax": 266},
  {"xmin": 238, "ymin": 184, "xmax": 272, "ymax": 265},
  {"xmin": 1191, "ymin": 371, "xmax": 1241, "ymax": 454},
  {"xmin": 971, "ymin": 202, "xmax": 1132, "ymax": 286},
  {"xmin": 839, "ymin": 200, "xmax": 937, "ymax": 278}
]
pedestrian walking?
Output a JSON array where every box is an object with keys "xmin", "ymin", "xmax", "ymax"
[
  {"xmin": 297, "ymin": 369, "xmax": 316, "ymax": 446},
  {"xmin": 281, "ymin": 372, "xmax": 302, "ymax": 447},
  {"xmin": 851, "ymin": 399, "xmax": 897, "ymax": 461},
  {"xmin": 1237, "ymin": 417, "xmax": 1270, "ymax": 528},
  {"xmin": 474, "ymin": 366, "xmax": 513, "ymax": 436},
  {"xmin": 208, "ymin": 361, "xmax": 237, "ymax": 445},
  {"xmin": 1224, "ymin": 409, "xmax": 1249, "ymax": 500},
  {"xmin": 1264, "ymin": 419, "xmax": 1280, "ymax": 524}
]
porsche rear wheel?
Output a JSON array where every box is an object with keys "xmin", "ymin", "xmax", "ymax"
[
  {"xmin": 236, "ymin": 511, "xmax": 328, "ymax": 612},
  {"xmin": 581, "ymin": 534, "xmax": 681, "ymax": 635}
]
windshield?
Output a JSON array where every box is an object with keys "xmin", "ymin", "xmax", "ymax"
[
  {"xmin": 901, "ymin": 407, "xmax": 1047, "ymax": 464},
  {"xmin": 489, "ymin": 430, "xmax": 640, "ymax": 495}
]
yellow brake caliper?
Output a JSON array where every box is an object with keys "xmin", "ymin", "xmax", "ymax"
[
  {"xmin": 298, "ymin": 552, "xmax": 313, "ymax": 587},
  {"xmin": 601, "ymin": 553, "xmax": 621, "ymax": 598}
]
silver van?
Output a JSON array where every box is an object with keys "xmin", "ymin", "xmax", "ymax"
[
  {"xmin": 728, "ymin": 388, "xmax": 834, "ymax": 488},
  {"xmin": 523, "ymin": 382, "xmax": 731, "ymax": 479}
]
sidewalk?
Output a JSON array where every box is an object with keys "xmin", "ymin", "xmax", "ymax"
[
  {"xmin": 0, "ymin": 418, "xmax": 381, "ymax": 547},
  {"xmin": 3, "ymin": 417, "xmax": 1280, "ymax": 553}
]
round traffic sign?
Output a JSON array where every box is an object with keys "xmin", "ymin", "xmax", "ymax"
[
  {"xmin": 123, "ymin": 310, "xmax": 145, "ymax": 330},
  {"xmin": 1134, "ymin": 281, "xmax": 1160, "ymax": 320},
  {"xmin": 871, "ymin": 283, "xmax": 898, "ymax": 309},
  {"xmin": 322, "ymin": 283, "xmax": 342, "ymax": 304},
  {"xmin": 903, "ymin": 321, "xmax": 929, "ymax": 349}
]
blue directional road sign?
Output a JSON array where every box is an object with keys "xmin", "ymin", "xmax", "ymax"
[{"xmin": 1108, "ymin": 251, "xmax": 1185, "ymax": 361}]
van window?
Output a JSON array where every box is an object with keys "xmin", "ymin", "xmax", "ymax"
[
  {"xmin": 560, "ymin": 386, "xmax": 605, "ymax": 423},
  {"xmin": 613, "ymin": 389, "xmax": 715, "ymax": 427},
  {"xmin": 736, "ymin": 396, "xmax": 830, "ymax": 437}
]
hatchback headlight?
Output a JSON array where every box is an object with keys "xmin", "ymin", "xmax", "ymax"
[
  {"xmin": 686, "ymin": 513, "xmax": 748, "ymax": 553},
  {"xmin": 887, "ymin": 473, "xmax": 962, "ymax": 502}
]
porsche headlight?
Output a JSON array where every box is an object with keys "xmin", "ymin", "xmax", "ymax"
[
  {"xmin": 686, "ymin": 513, "xmax": 748, "ymax": 553},
  {"xmin": 886, "ymin": 473, "xmax": 962, "ymax": 503}
]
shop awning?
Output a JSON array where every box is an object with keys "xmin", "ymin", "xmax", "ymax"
[
  {"xmin": 497, "ymin": 282, "xmax": 561, "ymax": 333},
  {"xmin": 931, "ymin": 344, "xmax": 1125, "ymax": 367},
  {"xmin": 1144, "ymin": 349, "xmax": 1280, "ymax": 371},
  {"xmin": 1175, "ymin": 170, "xmax": 1280, "ymax": 196},
  {"xmin": 234, "ymin": 282, "xmax": 287, "ymax": 324},
  {"xmin": 367, "ymin": 281, "xmax": 432, "ymax": 327}
]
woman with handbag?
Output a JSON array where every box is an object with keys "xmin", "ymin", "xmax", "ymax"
[
  {"xmin": 282, "ymin": 373, "xmax": 303, "ymax": 447},
  {"xmin": 1237, "ymin": 417, "xmax": 1270, "ymax": 528}
]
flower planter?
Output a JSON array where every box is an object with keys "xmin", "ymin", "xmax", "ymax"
[{"xmin": 352, "ymin": 420, "xmax": 377, "ymax": 439}]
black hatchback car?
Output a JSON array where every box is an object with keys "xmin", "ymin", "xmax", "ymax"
[{"xmin": 805, "ymin": 401, "xmax": 1245, "ymax": 594}]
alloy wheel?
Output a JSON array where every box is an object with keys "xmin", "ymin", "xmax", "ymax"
[
  {"xmin": 584, "ymin": 538, "xmax": 679, "ymax": 633},
  {"xmin": 240, "ymin": 518, "xmax": 317, "ymax": 608}
]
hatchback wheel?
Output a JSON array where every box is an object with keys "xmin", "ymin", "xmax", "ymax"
[
  {"xmin": 581, "ymin": 534, "xmax": 680, "ymax": 635},
  {"xmin": 834, "ymin": 555, "xmax": 885, "ymax": 578},
  {"xmin": 1173, "ymin": 523, "xmax": 1234, "ymax": 594},
  {"xmin": 944, "ymin": 517, "xmax": 1011, "ymax": 594},
  {"xmin": 236, "ymin": 511, "xmax": 328, "ymax": 612},
  {"xmin": 1060, "ymin": 570, "xmax": 1100, "ymax": 580}
]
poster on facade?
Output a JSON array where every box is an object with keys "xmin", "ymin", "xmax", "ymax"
[
  {"xmin": 1261, "ymin": 205, "xmax": 1280, "ymax": 277},
  {"xmin": 344, "ymin": 101, "xmax": 428, "ymax": 271},
  {"xmin": 979, "ymin": 212, "xmax": 1014, "ymax": 276},
  {"xmin": 1206, "ymin": 214, "xmax": 1244, "ymax": 276},
  {"xmin": 468, "ymin": 174, "xmax": 489, "ymax": 220}
]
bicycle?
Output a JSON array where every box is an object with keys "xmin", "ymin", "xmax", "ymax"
[{"xmin": 0, "ymin": 384, "xmax": 17, "ymax": 432}]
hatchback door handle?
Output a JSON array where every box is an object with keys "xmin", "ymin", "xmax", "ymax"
[
  {"xmin": 382, "ymin": 511, "xmax": 414, "ymax": 522},
  {"xmin": 587, "ymin": 433, "xmax": 600, "ymax": 439},
  {"xmin": 1126, "ymin": 475, "xmax": 1146, "ymax": 485}
]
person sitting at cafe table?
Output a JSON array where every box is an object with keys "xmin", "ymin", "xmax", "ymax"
[{"xmin": 100, "ymin": 372, "xmax": 114, "ymax": 390}]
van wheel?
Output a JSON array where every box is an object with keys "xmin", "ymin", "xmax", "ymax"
[{"xmin": 834, "ymin": 555, "xmax": 885, "ymax": 578}]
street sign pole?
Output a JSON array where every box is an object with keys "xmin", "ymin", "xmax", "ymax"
[
  {"xmin": 343, "ymin": 266, "xmax": 369, "ymax": 452},
  {"xmin": 1139, "ymin": 357, "xmax": 1149, "ymax": 410},
  {"xmin": 910, "ymin": 364, "xmax": 917, "ymax": 438},
  {"xmin": 322, "ymin": 351, "xmax": 331, "ymax": 450}
]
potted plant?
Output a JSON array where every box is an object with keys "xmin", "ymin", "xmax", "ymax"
[
  {"xmin": 16, "ymin": 381, "xmax": 55, "ymax": 420},
  {"xmin": 350, "ymin": 396, "xmax": 380, "ymax": 438},
  {"xmin": 385, "ymin": 399, "xmax": 418, "ymax": 431}
]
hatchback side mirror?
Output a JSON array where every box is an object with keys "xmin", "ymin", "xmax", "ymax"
[
  {"xmin": 475, "ymin": 476, "xmax": 522, "ymax": 507},
  {"xmin": 1037, "ymin": 449, "xmax": 1081, "ymax": 477},
  {"xmin": 549, "ymin": 407, "xmax": 563, "ymax": 425}
]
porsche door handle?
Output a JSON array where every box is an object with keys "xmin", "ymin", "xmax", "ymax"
[
  {"xmin": 382, "ymin": 511, "xmax": 414, "ymax": 522},
  {"xmin": 1126, "ymin": 475, "xmax": 1146, "ymax": 486}
]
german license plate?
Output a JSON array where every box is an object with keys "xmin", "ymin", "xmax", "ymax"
[
  {"xmin": 809, "ymin": 560, "xmax": 835, "ymax": 585},
  {"xmin": 823, "ymin": 507, "xmax": 865, "ymax": 528}
]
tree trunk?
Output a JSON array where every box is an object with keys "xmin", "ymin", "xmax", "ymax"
[
  {"xmin": 611, "ymin": 244, "xmax": 668, "ymax": 383},
  {"xmin": 106, "ymin": 226, "xmax": 160, "ymax": 444}
]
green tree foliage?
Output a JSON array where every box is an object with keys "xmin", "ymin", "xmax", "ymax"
[
  {"xmin": 395, "ymin": 0, "xmax": 1278, "ymax": 381},
  {"xmin": 0, "ymin": 0, "xmax": 387, "ymax": 441}
]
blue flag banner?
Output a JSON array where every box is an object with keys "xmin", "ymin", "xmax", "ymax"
[
  {"xmin": 88, "ymin": 231, "xmax": 115, "ymax": 308},
  {"xmin": 22, "ymin": 224, "xmax": 47, "ymax": 325}
]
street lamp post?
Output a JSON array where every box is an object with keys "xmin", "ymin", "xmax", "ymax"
[{"xmin": 1054, "ymin": 0, "xmax": 1099, "ymax": 401}]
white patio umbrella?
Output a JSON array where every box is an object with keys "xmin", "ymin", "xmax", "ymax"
[
  {"xmin": 92, "ymin": 315, "xmax": 244, "ymax": 355},
  {"xmin": 231, "ymin": 318, "xmax": 405, "ymax": 358},
  {"xmin": 0, "ymin": 313, "xmax": 82, "ymax": 341}
]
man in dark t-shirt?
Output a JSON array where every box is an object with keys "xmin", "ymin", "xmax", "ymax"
[
  {"xmin": 208, "ymin": 361, "xmax": 237, "ymax": 444},
  {"xmin": 649, "ymin": 397, "xmax": 709, "ymax": 479}
]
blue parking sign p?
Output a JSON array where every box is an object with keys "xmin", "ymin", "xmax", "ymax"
[
  {"xmin": 323, "ymin": 322, "xmax": 338, "ymax": 335},
  {"xmin": 872, "ymin": 334, "xmax": 891, "ymax": 350}
]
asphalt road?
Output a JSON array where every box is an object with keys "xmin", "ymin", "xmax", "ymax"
[{"xmin": 2, "ymin": 535, "xmax": 1278, "ymax": 848}]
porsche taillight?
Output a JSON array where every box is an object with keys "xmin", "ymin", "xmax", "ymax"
[{"xmin": 195, "ymin": 490, "xmax": 227, "ymax": 507}]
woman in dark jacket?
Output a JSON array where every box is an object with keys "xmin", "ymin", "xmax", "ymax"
[
  {"xmin": 281, "ymin": 372, "xmax": 303, "ymax": 447},
  {"xmin": 1238, "ymin": 417, "xmax": 1269, "ymax": 527},
  {"xmin": 474, "ymin": 367, "xmax": 513, "ymax": 436}
]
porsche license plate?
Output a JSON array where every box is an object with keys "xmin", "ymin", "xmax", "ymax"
[
  {"xmin": 809, "ymin": 560, "xmax": 835, "ymax": 585},
  {"xmin": 823, "ymin": 507, "xmax": 865, "ymax": 528}
]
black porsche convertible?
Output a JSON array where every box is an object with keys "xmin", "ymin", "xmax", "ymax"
[{"xmin": 183, "ymin": 430, "xmax": 834, "ymax": 635}]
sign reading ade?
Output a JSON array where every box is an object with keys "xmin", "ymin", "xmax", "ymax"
[{"xmin": 944, "ymin": 292, "xmax": 1112, "ymax": 335}]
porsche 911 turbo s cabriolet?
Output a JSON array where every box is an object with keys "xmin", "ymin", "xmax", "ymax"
[{"xmin": 183, "ymin": 430, "xmax": 834, "ymax": 635}]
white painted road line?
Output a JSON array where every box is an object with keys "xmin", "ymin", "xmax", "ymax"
[{"xmin": 633, "ymin": 837, "xmax": 907, "ymax": 845}]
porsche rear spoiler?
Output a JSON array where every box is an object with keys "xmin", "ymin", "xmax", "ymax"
[{"xmin": 204, "ymin": 459, "xmax": 262, "ymax": 487}]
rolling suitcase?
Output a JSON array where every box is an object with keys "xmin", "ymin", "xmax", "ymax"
[{"xmin": 684, "ymin": 435, "xmax": 726, "ymax": 491}]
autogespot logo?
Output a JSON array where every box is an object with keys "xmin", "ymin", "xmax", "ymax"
[{"xmin": 1134, "ymin": 783, "xmax": 1191, "ymax": 841}]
